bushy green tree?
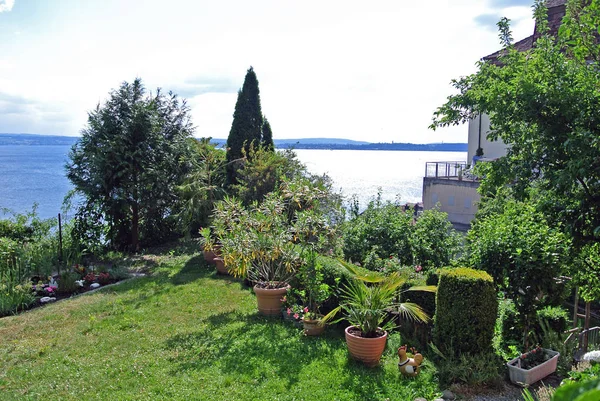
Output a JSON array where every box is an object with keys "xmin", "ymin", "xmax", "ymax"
[
  {"xmin": 175, "ymin": 137, "xmax": 227, "ymax": 236},
  {"xmin": 431, "ymin": 0, "xmax": 600, "ymax": 249},
  {"xmin": 67, "ymin": 78, "xmax": 193, "ymax": 251},
  {"xmin": 468, "ymin": 197, "xmax": 571, "ymax": 347},
  {"xmin": 342, "ymin": 197, "xmax": 460, "ymax": 269}
]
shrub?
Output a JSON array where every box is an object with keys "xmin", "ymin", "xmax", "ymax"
[
  {"xmin": 468, "ymin": 198, "xmax": 570, "ymax": 348},
  {"xmin": 536, "ymin": 305, "xmax": 569, "ymax": 336},
  {"xmin": 108, "ymin": 266, "xmax": 131, "ymax": 281},
  {"xmin": 433, "ymin": 349, "xmax": 502, "ymax": 387},
  {"xmin": 58, "ymin": 271, "xmax": 80, "ymax": 294},
  {"xmin": 494, "ymin": 298, "xmax": 522, "ymax": 355},
  {"xmin": 410, "ymin": 207, "xmax": 462, "ymax": 269},
  {"xmin": 342, "ymin": 195, "xmax": 413, "ymax": 266},
  {"xmin": 342, "ymin": 197, "xmax": 460, "ymax": 270},
  {"xmin": 433, "ymin": 268, "xmax": 497, "ymax": 356},
  {"xmin": 0, "ymin": 280, "xmax": 35, "ymax": 317}
]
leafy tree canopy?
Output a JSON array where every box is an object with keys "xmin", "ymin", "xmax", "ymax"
[
  {"xmin": 431, "ymin": 0, "xmax": 600, "ymax": 248},
  {"xmin": 66, "ymin": 78, "xmax": 193, "ymax": 251}
]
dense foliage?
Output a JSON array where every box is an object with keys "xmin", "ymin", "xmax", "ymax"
[
  {"xmin": 433, "ymin": 268, "xmax": 497, "ymax": 356},
  {"xmin": 343, "ymin": 196, "xmax": 460, "ymax": 270},
  {"xmin": 226, "ymin": 67, "xmax": 274, "ymax": 185},
  {"xmin": 431, "ymin": 0, "xmax": 600, "ymax": 249},
  {"xmin": 468, "ymin": 196, "xmax": 570, "ymax": 347},
  {"xmin": 67, "ymin": 78, "xmax": 193, "ymax": 251},
  {"xmin": 175, "ymin": 137, "xmax": 227, "ymax": 236}
]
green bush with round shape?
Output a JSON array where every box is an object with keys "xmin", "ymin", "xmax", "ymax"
[
  {"xmin": 433, "ymin": 267, "xmax": 497, "ymax": 356},
  {"xmin": 536, "ymin": 305, "xmax": 569, "ymax": 335}
]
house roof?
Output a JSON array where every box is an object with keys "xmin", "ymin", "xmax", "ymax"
[{"xmin": 483, "ymin": 0, "xmax": 567, "ymax": 62}]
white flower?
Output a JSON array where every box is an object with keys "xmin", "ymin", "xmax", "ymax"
[{"xmin": 582, "ymin": 350, "xmax": 600, "ymax": 363}]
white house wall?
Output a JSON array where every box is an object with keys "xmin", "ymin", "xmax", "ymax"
[{"xmin": 467, "ymin": 113, "xmax": 509, "ymax": 163}]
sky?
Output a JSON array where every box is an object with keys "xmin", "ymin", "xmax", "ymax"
[{"xmin": 0, "ymin": 0, "xmax": 537, "ymax": 143}]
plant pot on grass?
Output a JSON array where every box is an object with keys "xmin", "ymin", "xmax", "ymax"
[
  {"xmin": 345, "ymin": 326, "xmax": 387, "ymax": 366},
  {"xmin": 322, "ymin": 260, "xmax": 435, "ymax": 367},
  {"xmin": 214, "ymin": 257, "xmax": 228, "ymax": 275},
  {"xmin": 254, "ymin": 283, "xmax": 290, "ymax": 316},
  {"xmin": 303, "ymin": 315, "xmax": 325, "ymax": 336},
  {"xmin": 507, "ymin": 347, "xmax": 559, "ymax": 386},
  {"xmin": 199, "ymin": 227, "xmax": 220, "ymax": 265}
]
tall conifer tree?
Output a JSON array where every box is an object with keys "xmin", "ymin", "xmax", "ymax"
[
  {"xmin": 261, "ymin": 117, "xmax": 274, "ymax": 151},
  {"xmin": 226, "ymin": 67, "xmax": 263, "ymax": 184}
]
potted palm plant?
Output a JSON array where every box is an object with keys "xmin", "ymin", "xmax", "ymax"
[{"xmin": 322, "ymin": 261, "xmax": 435, "ymax": 366}]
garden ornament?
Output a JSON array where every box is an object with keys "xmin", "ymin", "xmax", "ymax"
[{"xmin": 398, "ymin": 345, "xmax": 423, "ymax": 377}]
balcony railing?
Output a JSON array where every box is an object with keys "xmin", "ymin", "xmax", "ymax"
[{"xmin": 425, "ymin": 161, "xmax": 475, "ymax": 180}]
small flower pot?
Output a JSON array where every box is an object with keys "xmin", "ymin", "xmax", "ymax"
[
  {"xmin": 303, "ymin": 317, "xmax": 325, "ymax": 336},
  {"xmin": 507, "ymin": 348, "xmax": 559, "ymax": 386},
  {"xmin": 214, "ymin": 257, "xmax": 228, "ymax": 275},
  {"xmin": 254, "ymin": 284, "xmax": 289, "ymax": 316},
  {"xmin": 345, "ymin": 326, "xmax": 388, "ymax": 367}
]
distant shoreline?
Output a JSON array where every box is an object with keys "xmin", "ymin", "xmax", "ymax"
[{"xmin": 0, "ymin": 133, "xmax": 467, "ymax": 152}]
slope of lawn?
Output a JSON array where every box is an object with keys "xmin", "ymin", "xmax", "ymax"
[{"xmin": 0, "ymin": 242, "xmax": 441, "ymax": 401}]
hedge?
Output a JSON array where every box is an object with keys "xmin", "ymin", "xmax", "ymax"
[{"xmin": 433, "ymin": 267, "xmax": 497, "ymax": 356}]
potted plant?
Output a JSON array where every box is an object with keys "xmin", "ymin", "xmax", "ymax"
[
  {"xmin": 322, "ymin": 261, "xmax": 435, "ymax": 366},
  {"xmin": 298, "ymin": 252, "xmax": 331, "ymax": 336},
  {"xmin": 199, "ymin": 227, "xmax": 219, "ymax": 265},
  {"xmin": 507, "ymin": 345, "xmax": 560, "ymax": 386},
  {"xmin": 213, "ymin": 196, "xmax": 300, "ymax": 315}
]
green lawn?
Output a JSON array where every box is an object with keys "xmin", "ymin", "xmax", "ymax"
[{"xmin": 0, "ymin": 244, "xmax": 441, "ymax": 401}]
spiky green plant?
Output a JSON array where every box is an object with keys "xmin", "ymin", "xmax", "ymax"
[{"xmin": 321, "ymin": 261, "xmax": 435, "ymax": 337}]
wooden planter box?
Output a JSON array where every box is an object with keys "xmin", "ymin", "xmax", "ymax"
[{"xmin": 507, "ymin": 349, "xmax": 559, "ymax": 386}]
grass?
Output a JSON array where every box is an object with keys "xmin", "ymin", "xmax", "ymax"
[{"xmin": 0, "ymin": 242, "xmax": 441, "ymax": 401}]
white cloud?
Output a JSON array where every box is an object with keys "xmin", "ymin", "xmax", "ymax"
[{"xmin": 0, "ymin": 0, "xmax": 15, "ymax": 13}]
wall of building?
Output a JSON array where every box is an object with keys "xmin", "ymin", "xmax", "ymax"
[
  {"xmin": 422, "ymin": 177, "xmax": 480, "ymax": 227},
  {"xmin": 467, "ymin": 113, "xmax": 508, "ymax": 163}
]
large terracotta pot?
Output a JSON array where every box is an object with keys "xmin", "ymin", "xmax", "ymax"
[
  {"xmin": 214, "ymin": 257, "xmax": 228, "ymax": 275},
  {"xmin": 254, "ymin": 284, "xmax": 289, "ymax": 316},
  {"xmin": 344, "ymin": 326, "xmax": 388, "ymax": 367},
  {"xmin": 303, "ymin": 317, "xmax": 325, "ymax": 336},
  {"xmin": 203, "ymin": 250, "xmax": 217, "ymax": 264}
]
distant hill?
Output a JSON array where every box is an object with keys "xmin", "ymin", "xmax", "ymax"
[
  {"xmin": 203, "ymin": 137, "xmax": 467, "ymax": 152},
  {"xmin": 0, "ymin": 134, "xmax": 467, "ymax": 152},
  {"xmin": 0, "ymin": 133, "xmax": 78, "ymax": 146}
]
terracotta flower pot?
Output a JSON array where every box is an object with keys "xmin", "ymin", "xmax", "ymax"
[
  {"xmin": 344, "ymin": 326, "xmax": 388, "ymax": 367},
  {"xmin": 203, "ymin": 250, "xmax": 217, "ymax": 264},
  {"xmin": 254, "ymin": 284, "xmax": 289, "ymax": 316},
  {"xmin": 303, "ymin": 317, "xmax": 325, "ymax": 336},
  {"xmin": 214, "ymin": 257, "xmax": 228, "ymax": 275}
]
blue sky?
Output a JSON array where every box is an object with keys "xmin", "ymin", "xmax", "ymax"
[{"xmin": 0, "ymin": 0, "xmax": 536, "ymax": 143}]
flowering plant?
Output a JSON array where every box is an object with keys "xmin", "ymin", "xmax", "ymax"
[
  {"xmin": 83, "ymin": 272, "xmax": 97, "ymax": 285},
  {"xmin": 517, "ymin": 346, "xmax": 552, "ymax": 369},
  {"xmin": 97, "ymin": 272, "xmax": 111, "ymax": 285}
]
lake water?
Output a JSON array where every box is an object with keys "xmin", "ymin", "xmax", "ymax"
[{"xmin": 0, "ymin": 145, "xmax": 466, "ymax": 220}]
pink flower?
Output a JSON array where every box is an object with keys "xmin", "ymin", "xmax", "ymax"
[
  {"xmin": 303, "ymin": 307, "xmax": 309, "ymax": 313},
  {"xmin": 280, "ymin": 296, "xmax": 287, "ymax": 302},
  {"xmin": 45, "ymin": 287, "xmax": 54, "ymax": 293},
  {"xmin": 287, "ymin": 308, "xmax": 291, "ymax": 315},
  {"xmin": 293, "ymin": 313, "xmax": 299, "ymax": 320},
  {"xmin": 415, "ymin": 265, "xmax": 423, "ymax": 272}
]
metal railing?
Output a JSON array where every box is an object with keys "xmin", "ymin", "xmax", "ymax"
[{"xmin": 425, "ymin": 161, "xmax": 471, "ymax": 179}]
